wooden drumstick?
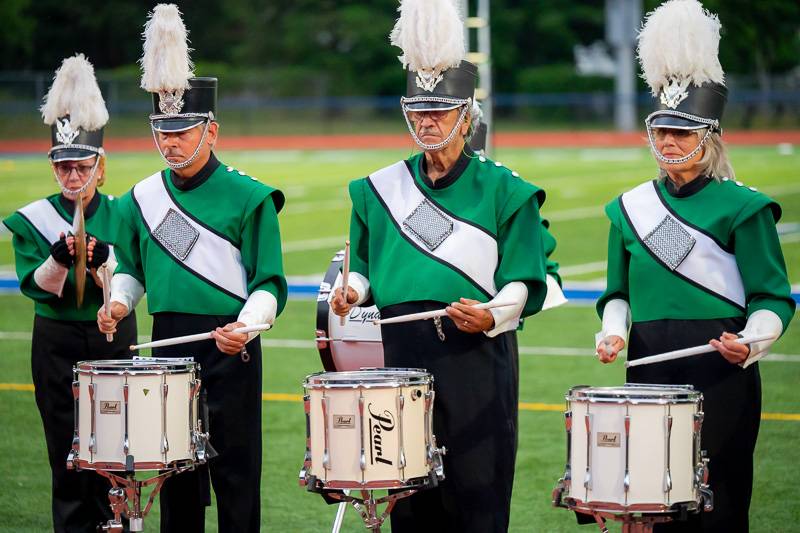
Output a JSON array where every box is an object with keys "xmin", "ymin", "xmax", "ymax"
[
  {"xmin": 99, "ymin": 264, "xmax": 113, "ymax": 342},
  {"xmin": 373, "ymin": 301, "xmax": 516, "ymax": 325},
  {"xmin": 339, "ymin": 240, "xmax": 350, "ymax": 326},
  {"xmin": 624, "ymin": 333, "xmax": 776, "ymax": 368},
  {"xmin": 130, "ymin": 324, "xmax": 272, "ymax": 351}
]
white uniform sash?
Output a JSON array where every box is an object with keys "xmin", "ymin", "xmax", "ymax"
[
  {"xmin": 133, "ymin": 172, "xmax": 248, "ymax": 301},
  {"xmin": 620, "ymin": 181, "xmax": 745, "ymax": 308},
  {"xmin": 18, "ymin": 199, "xmax": 72, "ymax": 244},
  {"xmin": 368, "ymin": 161, "xmax": 498, "ymax": 296}
]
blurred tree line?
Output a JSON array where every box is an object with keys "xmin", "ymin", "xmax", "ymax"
[{"xmin": 1, "ymin": 0, "xmax": 798, "ymax": 96}]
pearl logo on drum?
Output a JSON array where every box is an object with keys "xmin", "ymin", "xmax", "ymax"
[
  {"xmin": 368, "ymin": 403, "xmax": 395, "ymax": 466},
  {"xmin": 597, "ymin": 432, "xmax": 621, "ymax": 448},
  {"xmin": 100, "ymin": 401, "xmax": 121, "ymax": 415},
  {"xmin": 333, "ymin": 414, "xmax": 355, "ymax": 429}
]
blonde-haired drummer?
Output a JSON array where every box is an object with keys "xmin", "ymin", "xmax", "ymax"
[
  {"xmin": 3, "ymin": 54, "xmax": 137, "ymax": 531},
  {"xmin": 595, "ymin": 1, "xmax": 794, "ymax": 531}
]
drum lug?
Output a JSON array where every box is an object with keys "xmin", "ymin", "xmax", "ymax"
[
  {"xmin": 583, "ymin": 412, "xmax": 593, "ymax": 491},
  {"xmin": 563, "ymin": 410, "xmax": 572, "ymax": 489},
  {"xmin": 663, "ymin": 413, "xmax": 673, "ymax": 495},
  {"xmin": 89, "ymin": 382, "xmax": 97, "ymax": 457},
  {"xmin": 315, "ymin": 329, "xmax": 328, "ymax": 350},
  {"xmin": 160, "ymin": 381, "xmax": 170, "ymax": 459},
  {"xmin": 623, "ymin": 412, "xmax": 631, "ymax": 497},
  {"xmin": 69, "ymin": 379, "xmax": 80, "ymax": 469},
  {"xmin": 123, "ymin": 382, "xmax": 130, "ymax": 456}
]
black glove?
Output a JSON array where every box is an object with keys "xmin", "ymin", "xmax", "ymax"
[
  {"xmin": 50, "ymin": 235, "xmax": 73, "ymax": 267},
  {"xmin": 87, "ymin": 234, "xmax": 110, "ymax": 268}
]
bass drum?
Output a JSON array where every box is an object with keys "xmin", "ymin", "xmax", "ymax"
[{"xmin": 315, "ymin": 250, "xmax": 384, "ymax": 371}]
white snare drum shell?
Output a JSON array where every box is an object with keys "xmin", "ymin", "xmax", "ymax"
[{"xmin": 566, "ymin": 386, "xmax": 700, "ymax": 511}]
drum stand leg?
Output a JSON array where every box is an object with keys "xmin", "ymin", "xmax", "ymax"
[
  {"xmin": 95, "ymin": 465, "xmax": 195, "ymax": 532},
  {"xmin": 327, "ymin": 488, "xmax": 417, "ymax": 532}
]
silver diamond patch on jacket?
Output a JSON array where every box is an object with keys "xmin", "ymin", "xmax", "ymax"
[
  {"xmin": 643, "ymin": 215, "xmax": 696, "ymax": 270},
  {"xmin": 402, "ymin": 199, "xmax": 454, "ymax": 251},
  {"xmin": 153, "ymin": 208, "xmax": 200, "ymax": 261}
]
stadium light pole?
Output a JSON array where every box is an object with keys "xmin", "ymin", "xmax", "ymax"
[{"xmin": 606, "ymin": 0, "xmax": 642, "ymax": 132}]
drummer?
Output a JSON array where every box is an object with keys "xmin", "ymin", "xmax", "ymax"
[
  {"xmin": 330, "ymin": 0, "xmax": 555, "ymax": 530},
  {"xmin": 595, "ymin": 1, "xmax": 794, "ymax": 530},
  {"xmin": 96, "ymin": 5, "xmax": 286, "ymax": 532},
  {"xmin": 3, "ymin": 55, "xmax": 137, "ymax": 531}
]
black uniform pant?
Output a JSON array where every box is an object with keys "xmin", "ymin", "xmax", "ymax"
[
  {"xmin": 31, "ymin": 313, "xmax": 136, "ymax": 533},
  {"xmin": 152, "ymin": 313, "xmax": 262, "ymax": 533},
  {"xmin": 380, "ymin": 302, "xmax": 518, "ymax": 533},
  {"xmin": 627, "ymin": 318, "xmax": 760, "ymax": 533}
]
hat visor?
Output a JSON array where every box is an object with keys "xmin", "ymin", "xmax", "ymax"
[
  {"xmin": 404, "ymin": 101, "xmax": 464, "ymax": 112},
  {"xmin": 152, "ymin": 118, "xmax": 206, "ymax": 133},
  {"xmin": 649, "ymin": 114, "xmax": 707, "ymax": 130},
  {"xmin": 50, "ymin": 148, "xmax": 97, "ymax": 162}
]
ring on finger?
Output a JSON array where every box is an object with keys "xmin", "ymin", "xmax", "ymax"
[{"xmin": 463, "ymin": 320, "xmax": 469, "ymax": 326}]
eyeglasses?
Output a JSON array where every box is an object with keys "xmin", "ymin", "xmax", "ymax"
[
  {"xmin": 652, "ymin": 128, "xmax": 699, "ymax": 141},
  {"xmin": 53, "ymin": 162, "xmax": 95, "ymax": 177},
  {"xmin": 407, "ymin": 109, "xmax": 453, "ymax": 122}
]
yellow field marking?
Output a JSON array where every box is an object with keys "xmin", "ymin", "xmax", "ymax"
[{"xmin": 2, "ymin": 384, "xmax": 798, "ymax": 420}]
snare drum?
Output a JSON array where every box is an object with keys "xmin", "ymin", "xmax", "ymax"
[
  {"xmin": 300, "ymin": 368, "xmax": 444, "ymax": 490},
  {"xmin": 68, "ymin": 358, "xmax": 208, "ymax": 471},
  {"xmin": 556, "ymin": 384, "xmax": 711, "ymax": 514},
  {"xmin": 316, "ymin": 250, "xmax": 384, "ymax": 371}
]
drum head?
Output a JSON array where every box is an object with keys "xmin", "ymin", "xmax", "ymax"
[
  {"xmin": 567, "ymin": 383, "xmax": 701, "ymax": 404},
  {"xmin": 76, "ymin": 358, "xmax": 197, "ymax": 374},
  {"xmin": 304, "ymin": 367, "xmax": 431, "ymax": 388},
  {"xmin": 316, "ymin": 250, "xmax": 384, "ymax": 371}
]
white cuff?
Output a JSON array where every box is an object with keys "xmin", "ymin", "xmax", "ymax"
[
  {"xmin": 33, "ymin": 256, "xmax": 69, "ymax": 297},
  {"xmin": 104, "ymin": 246, "xmax": 118, "ymax": 275},
  {"xmin": 484, "ymin": 281, "xmax": 528, "ymax": 338},
  {"xmin": 595, "ymin": 298, "xmax": 631, "ymax": 348},
  {"xmin": 329, "ymin": 271, "xmax": 371, "ymax": 306},
  {"xmin": 739, "ymin": 309, "xmax": 784, "ymax": 368},
  {"xmin": 110, "ymin": 273, "xmax": 144, "ymax": 314},
  {"xmin": 237, "ymin": 290, "xmax": 279, "ymax": 342},
  {"xmin": 542, "ymin": 274, "xmax": 568, "ymax": 311}
]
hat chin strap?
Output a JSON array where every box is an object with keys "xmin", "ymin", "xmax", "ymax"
[
  {"xmin": 151, "ymin": 119, "xmax": 211, "ymax": 170},
  {"xmin": 51, "ymin": 155, "xmax": 101, "ymax": 198},
  {"xmin": 402, "ymin": 104, "xmax": 469, "ymax": 152}
]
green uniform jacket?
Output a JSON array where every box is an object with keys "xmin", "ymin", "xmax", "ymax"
[
  {"xmin": 114, "ymin": 160, "xmax": 288, "ymax": 317},
  {"xmin": 4, "ymin": 193, "xmax": 121, "ymax": 321},
  {"xmin": 349, "ymin": 152, "xmax": 549, "ymax": 317},
  {"xmin": 597, "ymin": 177, "xmax": 795, "ymax": 330}
]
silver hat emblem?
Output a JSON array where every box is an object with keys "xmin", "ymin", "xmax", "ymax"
[
  {"xmin": 660, "ymin": 78, "xmax": 690, "ymax": 109},
  {"xmin": 158, "ymin": 88, "xmax": 185, "ymax": 115},
  {"xmin": 55, "ymin": 118, "xmax": 80, "ymax": 145},
  {"xmin": 415, "ymin": 68, "xmax": 444, "ymax": 92}
]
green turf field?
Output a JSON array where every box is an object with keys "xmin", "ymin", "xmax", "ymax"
[{"xmin": 0, "ymin": 145, "xmax": 798, "ymax": 531}]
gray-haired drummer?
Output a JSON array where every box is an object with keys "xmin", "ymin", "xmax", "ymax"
[
  {"xmin": 96, "ymin": 5, "xmax": 286, "ymax": 532},
  {"xmin": 595, "ymin": 1, "xmax": 794, "ymax": 530},
  {"xmin": 3, "ymin": 54, "xmax": 137, "ymax": 531},
  {"xmin": 331, "ymin": 0, "xmax": 559, "ymax": 530}
]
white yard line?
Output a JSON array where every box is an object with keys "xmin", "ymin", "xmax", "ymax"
[
  {"xmin": 283, "ymin": 235, "xmax": 347, "ymax": 253},
  {"xmin": 558, "ymin": 261, "xmax": 607, "ymax": 276}
]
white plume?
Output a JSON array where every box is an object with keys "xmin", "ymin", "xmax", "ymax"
[
  {"xmin": 389, "ymin": 0, "xmax": 465, "ymax": 73},
  {"xmin": 40, "ymin": 54, "xmax": 108, "ymax": 130},
  {"xmin": 139, "ymin": 4, "xmax": 194, "ymax": 92},
  {"xmin": 637, "ymin": 0, "xmax": 725, "ymax": 95}
]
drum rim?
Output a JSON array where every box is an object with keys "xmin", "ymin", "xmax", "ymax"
[
  {"xmin": 304, "ymin": 367, "xmax": 431, "ymax": 387},
  {"xmin": 75, "ymin": 359, "xmax": 197, "ymax": 374},
  {"xmin": 566, "ymin": 383, "xmax": 701, "ymax": 404}
]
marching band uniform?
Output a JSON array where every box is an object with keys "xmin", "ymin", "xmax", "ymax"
[
  {"xmin": 596, "ymin": 1, "xmax": 794, "ymax": 531},
  {"xmin": 3, "ymin": 55, "xmax": 135, "ymax": 532},
  {"xmin": 109, "ymin": 6, "xmax": 287, "ymax": 532},
  {"xmin": 338, "ymin": 1, "xmax": 555, "ymax": 530}
]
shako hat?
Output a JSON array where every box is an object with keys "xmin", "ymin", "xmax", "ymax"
[
  {"xmin": 140, "ymin": 4, "xmax": 217, "ymax": 133},
  {"xmin": 391, "ymin": 0, "xmax": 476, "ymax": 112},
  {"xmin": 638, "ymin": 0, "xmax": 727, "ymax": 132},
  {"xmin": 41, "ymin": 54, "xmax": 108, "ymax": 162}
]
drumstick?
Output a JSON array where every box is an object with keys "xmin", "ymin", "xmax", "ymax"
[
  {"xmin": 99, "ymin": 264, "xmax": 113, "ymax": 342},
  {"xmin": 129, "ymin": 324, "xmax": 272, "ymax": 351},
  {"xmin": 373, "ymin": 301, "xmax": 516, "ymax": 325},
  {"xmin": 624, "ymin": 333, "xmax": 777, "ymax": 368},
  {"xmin": 339, "ymin": 240, "xmax": 350, "ymax": 326}
]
